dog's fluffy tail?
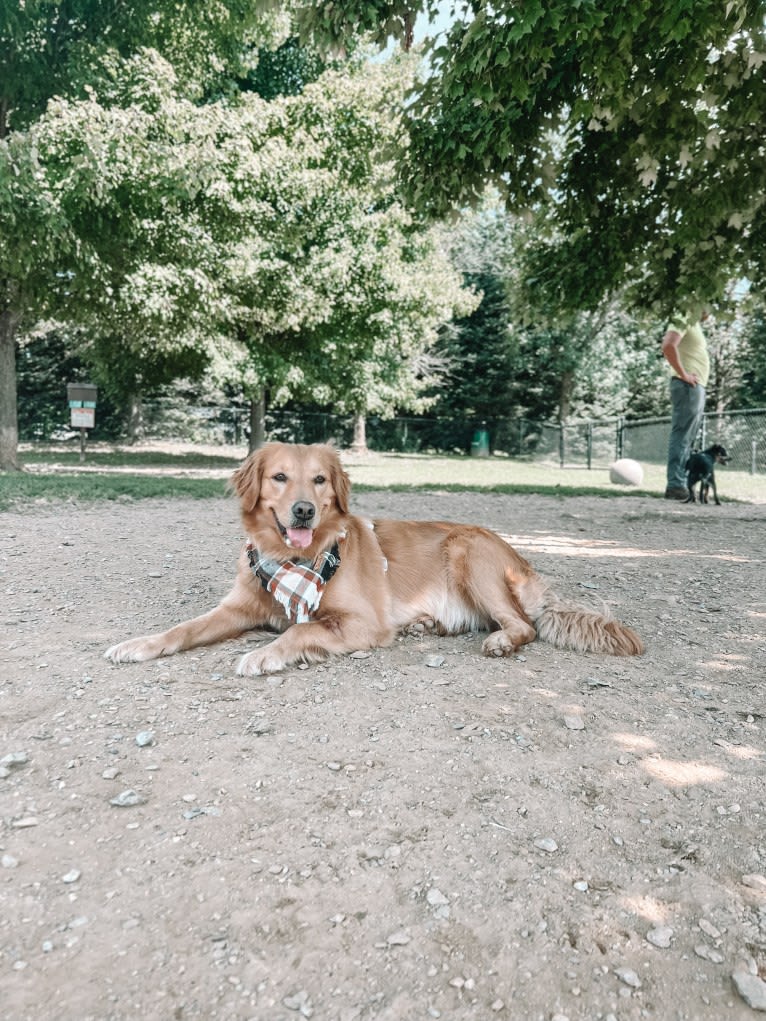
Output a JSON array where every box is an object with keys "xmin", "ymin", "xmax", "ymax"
[{"xmin": 528, "ymin": 582, "xmax": 644, "ymax": 656}]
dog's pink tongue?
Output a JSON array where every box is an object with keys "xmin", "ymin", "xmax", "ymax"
[{"xmin": 287, "ymin": 528, "xmax": 314, "ymax": 549}]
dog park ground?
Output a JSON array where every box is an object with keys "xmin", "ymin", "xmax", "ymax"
[{"xmin": 1, "ymin": 480, "xmax": 765, "ymax": 1020}]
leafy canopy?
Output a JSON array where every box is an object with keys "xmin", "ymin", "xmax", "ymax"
[{"xmin": 298, "ymin": 1, "xmax": 766, "ymax": 316}]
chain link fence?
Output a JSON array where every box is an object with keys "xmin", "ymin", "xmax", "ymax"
[{"xmin": 24, "ymin": 398, "xmax": 766, "ymax": 474}]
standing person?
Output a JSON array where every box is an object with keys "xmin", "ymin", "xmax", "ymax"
[{"xmin": 661, "ymin": 309, "xmax": 710, "ymax": 500}]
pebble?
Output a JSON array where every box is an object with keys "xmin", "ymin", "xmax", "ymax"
[
  {"xmin": 350, "ymin": 650, "xmax": 372, "ymax": 660},
  {"xmin": 426, "ymin": 888, "xmax": 449, "ymax": 907},
  {"xmin": 246, "ymin": 719, "xmax": 273, "ymax": 736},
  {"xmin": 135, "ymin": 731, "xmax": 154, "ymax": 747},
  {"xmin": 62, "ymin": 869, "xmax": 81, "ymax": 884},
  {"xmin": 386, "ymin": 930, "xmax": 411, "ymax": 946},
  {"xmin": 182, "ymin": 806, "xmax": 220, "ymax": 820},
  {"xmin": 742, "ymin": 873, "xmax": 766, "ymax": 891},
  {"xmin": 110, "ymin": 789, "xmax": 146, "ymax": 807},
  {"xmin": 573, "ymin": 880, "xmax": 589, "ymax": 892},
  {"xmin": 1, "ymin": 751, "xmax": 29, "ymax": 768},
  {"xmin": 698, "ymin": 918, "xmax": 721, "ymax": 939},
  {"xmin": 646, "ymin": 926, "xmax": 674, "ymax": 948},
  {"xmin": 282, "ymin": 990, "xmax": 313, "ymax": 1017},
  {"xmin": 534, "ymin": 837, "xmax": 558, "ymax": 853},
  {"xmin": 615, "ymin": 966, "xmax": 642, "ymax": 989},
  {"xmin": 11, "ymin": 817, "xmax": 38, "ymax": 828},
  {"xmin": 694, "ymin": 944, "xmax": 724, "ymax": 964},
  {"xmin": 563, "ymin": 715, "xmax": 585, "ymax": 731},
  {"xmin": 425, "ymin": 655, "xmax": 445, "ymax": 668},
  {"xmin": 1, "ymin": 854, "xmax": 19, "ymax": 868},
  {"xmin": 102, "ymin": 766, "xmax": 120, "ymax": 780},
  {"xmin": 732, "ymin": 970, "xmax": 766, "ymax": 1011}
]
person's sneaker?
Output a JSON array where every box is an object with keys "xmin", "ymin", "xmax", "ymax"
[{"xmin": 664, "ymin": 486, "xmax": 688, "ymax": 500}]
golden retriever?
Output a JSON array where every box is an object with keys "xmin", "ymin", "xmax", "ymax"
[{"xmin": 106, "ymin": 442, "xmax": 643, "ymax": 674}]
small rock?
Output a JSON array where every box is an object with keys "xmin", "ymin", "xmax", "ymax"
[
  {"xmin": 101, "ymin": 766, "xmax": 120, "ymax": 780},
  {"xmin": 563, "ymin": 715, "xmax": 585, "ymax": 731},
  {"xmin": 110, "ymin": 789, "xmax": 146, "ymax": 807},
  {"xmin": 62, "ymin": 869, "xmax": 81, "ymax": 884},
  {"xmin": 742, "ymin": 873, "xmax": 766, "ymax": 891},
  {"xmin": 732, "ymin": 970, "xmax": 766, "ymax": 1011},
  {"xmin": 1, "ymin": 854, "xmax": 19, "ymax": 868},
  {"xmin": 245, "ymin": 719, "xmax": 272, "ymax": 736},
  {"xmin": 425, "ymin": 655, "xmax": 445, "ymax": 668},
  {"xmin": 386, "ymin": 930, "xmax": 411, "ymax": 946},
  {"xmin": 0, "ymin": 751, "xmax": 29, "ymax": 768},
  {"xmin": 615, "ymin": 967, "xmax": 642, "ymax": 989},
  {"xmin": 694, "ymin": 944, "xmax": 724, "ymax": 964},
  {"xmin": 350, "ymin": 650, "xmax": 372, "ymax": 660},
  {"xmin": 698, "ymin": 918, "xmax": 721, "ymax": 940},
  {"xmin": 11, "ymin": 817, "xmax": 38, "ymax": 829},
  {"xmin": 427, "ymin": 888, "xmax": 449, "ymax": 907},
  {"xmin": 282, "ymin": 990, "xmax": 313, "ymax": 1017},
  {"xmin": 646, "ymin": 926, "xmax": 674, "ymax": 948},
  {"xmin": 534, "ymin": 837, "xmax": 558, "ymax": 853},
  {"xmin": 135, "ymin": 731, "xmax": 154, "ymax": 747},
  {"xmin": 573, "ymin": 880, "xmax": 589, "ymax": 892},
  {"xmin": 182, "ymin": 806, "xmax": 221, "ymax": 820}
]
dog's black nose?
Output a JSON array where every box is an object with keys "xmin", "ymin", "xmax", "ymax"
[{"xmin": 292, "ymin": 501, "xmax": 316, "ymax": 524}]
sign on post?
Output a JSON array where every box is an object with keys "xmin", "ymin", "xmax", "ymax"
[{"xmin": 67, "ymin": 383, "xmax": 98, "ymax": 461}]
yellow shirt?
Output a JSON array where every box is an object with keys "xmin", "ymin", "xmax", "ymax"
[{"xmin": 667, "ymin": 320, "xmax": 710, "ymax": 387}]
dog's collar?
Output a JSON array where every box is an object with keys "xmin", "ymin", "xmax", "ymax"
[
  {"xmin": 246, "ymin": 542, "xmax": 341, "ymax": 585},
  {"xmin": 246, "ymin": 542, "xmax": 341, "ymax": 623}
]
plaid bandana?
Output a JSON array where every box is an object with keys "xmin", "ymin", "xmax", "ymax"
[{"xmin": 247, "ymin": 544, "xmax": 341, "ymax": 624}]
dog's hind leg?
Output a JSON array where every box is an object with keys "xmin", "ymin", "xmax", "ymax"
[{"xmin": 441, "ymin": 527, "xmax": 538, "ymax": 656}]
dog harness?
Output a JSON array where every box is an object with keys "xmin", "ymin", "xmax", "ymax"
[{"xmin": 246, "ymin": 543, "xmax": 341, "ymax": 624}]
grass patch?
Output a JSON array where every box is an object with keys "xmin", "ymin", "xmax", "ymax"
[
  {"xmin": 3, "ymin": 448, "xmax": 764, "ymax": 509},
  {"xmin": 0, "ymin": 472, "xmax": 228, "ymax": 511},
  {"xmin": 20, "ymin": 448, "xmax": 240, "ymax": 469}
]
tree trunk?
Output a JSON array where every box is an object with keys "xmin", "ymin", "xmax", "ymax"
[
  {"xmin": 249, "ymin": 387, "xmax": 266, "ymax": 452},
  {"xmin": 350, "ymin": 413, "xmax": 368, "ymax": 454},
  {"xmin": 558, "ymin": 369, "xmax": 574, "ymax": 423},
  {"xmin": 0, "ymin": 306, "xmax": 21, "ymax": 471},
  {"xmin": 126, "ymin": 391, "xmax": 144, "ymax": 444}
]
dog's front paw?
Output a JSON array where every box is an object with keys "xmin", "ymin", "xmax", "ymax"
[
  {"xmin": 237, "ymin": 647, "xmax": 287, "ymax": 676},
  {"xmin": 404, "ymin": 616, "xmax": 437, "ymax": 638},
  {"xmin": 105, "ymin": 636, "xmax": 165, "ymax": 663}
]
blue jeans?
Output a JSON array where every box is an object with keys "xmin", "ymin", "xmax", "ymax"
[{"xmin": 667, "ymin": 377, "xmax": 705, "ymax": 488}]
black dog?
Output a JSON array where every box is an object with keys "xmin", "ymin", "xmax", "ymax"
[{"xmin": 685, "ymin": 444, "xmax": 730, "ymax": 505}]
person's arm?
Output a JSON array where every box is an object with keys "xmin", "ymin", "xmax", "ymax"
[{"xmin": 661, "ymin": 329, "xmax": 699, "ymax": 386}]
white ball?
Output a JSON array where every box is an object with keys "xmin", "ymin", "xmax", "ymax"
[{"xmin": 609, "ymin": 458, "xmax": 644, "ymax": 486}]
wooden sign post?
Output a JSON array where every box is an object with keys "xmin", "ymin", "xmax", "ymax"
[{"xmin": 67, "ymin": 383, "xmax": 98, "ymax": 462}]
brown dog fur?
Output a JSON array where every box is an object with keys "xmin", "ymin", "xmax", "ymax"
[{"xmin": 106, "ymin": 442, "xmax": 643, "ymax": 675}]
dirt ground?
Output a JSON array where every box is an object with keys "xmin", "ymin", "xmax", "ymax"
[{"xmin": 1, "ymin": 486, "xmax": 765, "ymax": 1021}]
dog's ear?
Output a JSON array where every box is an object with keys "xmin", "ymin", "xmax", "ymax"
[
  {"xmin": 326, "ymin": 445, "xmax": 351, "ymax": 514},
  {"xmin": 230, "ymin": 446, "xmax": 267, "ymax": 512}
]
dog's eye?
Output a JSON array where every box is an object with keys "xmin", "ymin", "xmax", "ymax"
[
  {"xmin": 314, "ymin": 475, "xmax": 326, "ymax": 485},
  {"xmin": 272, "ymin": 473, "xmax": 287, "ymax": 483}
]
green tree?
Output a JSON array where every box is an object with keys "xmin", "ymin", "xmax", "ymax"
[
  {"xmin": 0, "ymin": 1, "xmax": 282, "ymax": 469},
  {"xmin": 206, "ymin": 58, "xmax": 475, "ymax": 450},
  {"xmin": 738, "ymin": 306, "xmax": 766, "ymax": 408},
  {"xmin": 299, "ymin": 1, "xmax": 766, "ymax": 317}
]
